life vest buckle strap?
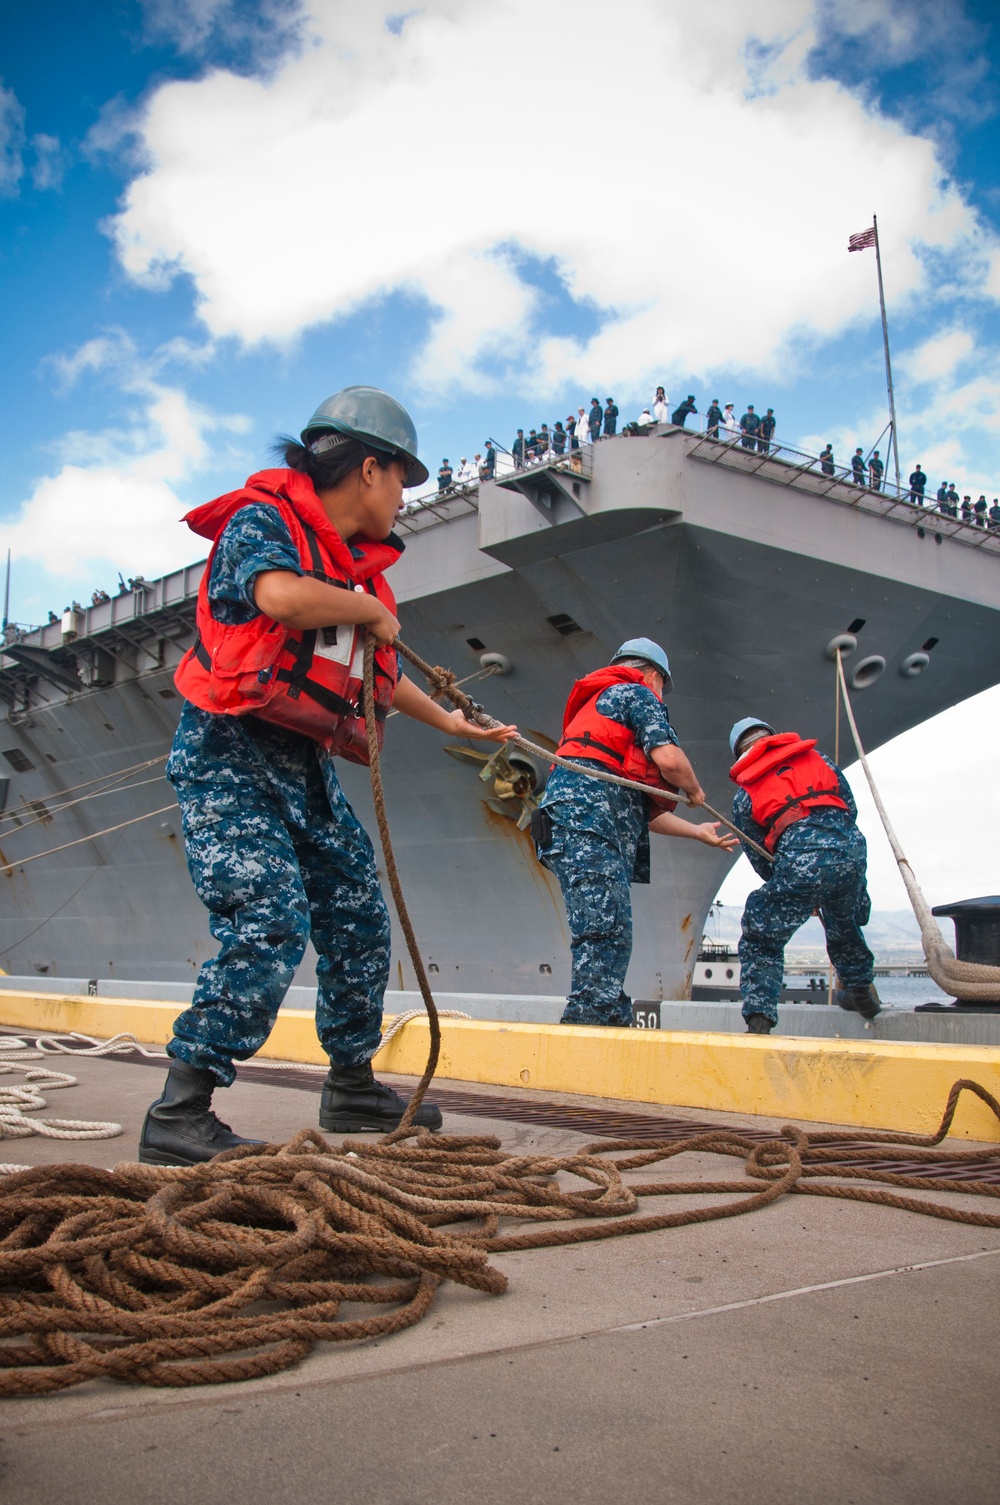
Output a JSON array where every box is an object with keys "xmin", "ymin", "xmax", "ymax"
[
  {"xmin": 563, "ymin": 730, "xmax": 625, "ymax": 763},
  {"xmin": 761, "ymin": 784, "xmax": 831, "ymax": 833}
]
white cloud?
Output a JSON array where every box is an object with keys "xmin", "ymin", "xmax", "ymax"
[
  {"xmin": 901, "ymin": 328, "xmax": 975, "ymax": 385},
  {"xmin": 138, "ymin": 0, "xmax": 303, "ymax": 64},
  {"xmin": 5, "ymin": 380, "xmax": 251, "ymax": 579},
  {"xmin": 0, "ymin": 81, "xmax": 25, "ymax": 195},
  {"xmin": 43, "ymin": 328, "xmax": 218, "ymax": 392},
  {"xmin": 30, "ymin": 133, "xmax": 66, "ymax": 191},
  {"xmin": 102, "ymin": 0, "xmax": 995, "ymax": 397},
  {"xmin": 45, "ymin": 329, "xmax": 138, "ymax": 390}
]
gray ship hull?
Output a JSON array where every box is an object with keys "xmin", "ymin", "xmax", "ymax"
[{"xmin": 2, "ymin": 429, "xmax": 999, "ymax": 998}]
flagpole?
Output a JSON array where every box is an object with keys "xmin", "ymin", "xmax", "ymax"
[
  {"xmin": 2, "ymin": 549, "xmax": 9, "ymax": 635},
  {"xmin": 872, "ymin": 214, "xmax": 901, "ymax": 494}
]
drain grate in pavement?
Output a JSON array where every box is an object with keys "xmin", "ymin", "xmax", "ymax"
[{"xmin": 4, "ymin": 1029, "xmax": 999, "ymax": 1182}]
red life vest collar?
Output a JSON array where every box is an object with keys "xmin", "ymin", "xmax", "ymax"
[
  {"xmin": 559, "ymin": 665, "xmax": 656, "ymax": 732},
  {"xmin": 183, "ymin": 468, "xmax": 404, "ymax": 581},
  {"xmin": 730, "ymin": 732, "xmax": 818, "ymax": 782}
]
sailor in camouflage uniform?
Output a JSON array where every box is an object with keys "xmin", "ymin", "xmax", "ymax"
[
  {"xmin": 139, "ymin": 388, "xmax": 516, "ymax": 1166},
  {"xmin": 534, "ymin": 639, "xmax": 734, "ymax": 1026},
  {"xmin": 728, "ymin": 717, "xmax": 879, "ymax": 1034}
]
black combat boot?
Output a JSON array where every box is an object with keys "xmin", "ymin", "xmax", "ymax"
[
  {"xmin": 319, "ymin": 1060, "xmax": 443, "ymax": 1133},
  {"xmin": 836, "ymin": 984, "xmax": 881, "ymax": 1021},
  {"xmin": 745, "ymin": 1013, "xmax": 775, "ymax": 1034},
  {"xmin": 138, "ymin": 1060, "xmax": 266, "ymax": 1167}
]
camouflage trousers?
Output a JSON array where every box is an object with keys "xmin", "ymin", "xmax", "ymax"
[
  {"xmin": 739, "ymin": 823, "xmax": 874, "ymax": 1024},
  {"xmin": 542, "ymin": 826, "xmax": 635, "ymax": 1027},
  {"xmin": 167, "ymin": 743, "xmax": 389, "ymax": 1085}
]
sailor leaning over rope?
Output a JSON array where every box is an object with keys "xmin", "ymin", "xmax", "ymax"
[
  {"xmin": 531, "ymin": 638, "xmax": 737, "ymax": 1028},
  {"xmin": 727, "ymin": 717, "xmax": 880, "ymax": 1036},
  {"xmin": 139, "ymin": 387, "xmax": 517, "ymax": 1169}
]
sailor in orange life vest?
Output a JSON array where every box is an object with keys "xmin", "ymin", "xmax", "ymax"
[
  {"xmin": 728, "ymin": 717, "xmax": 880, "ymax": 1035},
  {"xmin": 532, "ymin": 640, "xmax": 737, "ymax": 1027},
  {"xmin": 138, "ymin": 387, "xmax": 517, "ymax": 1167}
]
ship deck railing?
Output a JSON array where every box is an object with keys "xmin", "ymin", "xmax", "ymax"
[
  {"xmin": 395, "ymin": 447, "xmax": 594, "ymax": 535},
  {"xmin": 684, "ymin": 429, "xmax": 1000, "ymax": 554}
]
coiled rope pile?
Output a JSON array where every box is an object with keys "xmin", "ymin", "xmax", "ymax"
[
  {"xmin": 1, "ymin": 636, "xmax": 1000, "ymax": 1398},
  {"xmin": 2, "ymin": 1082, "xmax": 1000, "ymax": 1396}
]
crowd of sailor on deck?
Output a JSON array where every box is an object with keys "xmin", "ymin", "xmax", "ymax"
[
  {"xmin": 6, "ymin": 392, "xmax": 997, "ymax": 650},
  {"xmin": 422, "ymin": 389, "xmax": 1000, "ymax": 530}
]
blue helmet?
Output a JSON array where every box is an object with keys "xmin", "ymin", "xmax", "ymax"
[
  {"xmin": 612, "ymin": 637, "xmax": 672, "ymax": 691},
  {"xmin": 729, "ymin": 717, "xmax": 774, "ymax": 758}
]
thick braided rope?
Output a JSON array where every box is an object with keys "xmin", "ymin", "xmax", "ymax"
[
  {"xmin": 393, "ymin": 638, "xmax": 773, "ymax": 864},
  {"xmin": 2, "ymin": 646, "xmax": 998, "ymax": 1395},
  {"xmin": 0, "ymin": 1081, "xmax": 998, "ymax": 1395},
  {"xmin": 835, "ymin": 652, "xmax": 1000, "ymax": 1000},
  {"xmin": 363, "ymin": 636, "xmax": 442, "ymax": 1137}
]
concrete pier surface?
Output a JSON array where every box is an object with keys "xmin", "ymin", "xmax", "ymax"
[{"xmin": 1, "ymin": 1048, "xmax": 998, "ymax": 1505}]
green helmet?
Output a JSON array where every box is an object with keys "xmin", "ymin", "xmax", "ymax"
[{"xmin": 300, "ymin": 385, "xmax": 429, "ymax": 487}]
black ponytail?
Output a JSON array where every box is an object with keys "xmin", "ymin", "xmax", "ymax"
[{"xmin": 272, "ymin": 433, "xmax": 396, "ymax": 491}]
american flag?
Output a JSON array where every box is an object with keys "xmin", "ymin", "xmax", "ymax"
[{"xmin": 848, "ymin": 226, "xmax": 877, "ymax": 252}]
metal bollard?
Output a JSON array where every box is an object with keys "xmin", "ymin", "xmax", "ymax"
[{"xmin": 931, "ymin": 896, "xmax": 1000, "ymax": 1011}]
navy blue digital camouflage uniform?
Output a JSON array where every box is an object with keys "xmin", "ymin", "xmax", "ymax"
[
  {"xmin": 166, "ymin": 503, "xmax": 390, "ymax": 1085},
  {"xmin": 535, "ymin": 683, "xmax": 678, "ymax": 1026},
  {"xmin": 732, "ymin": 755, "xmax": 874, "ymax": 1026}
]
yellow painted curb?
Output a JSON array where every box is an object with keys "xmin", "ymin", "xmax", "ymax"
[{"xmin": 1, "ymin": 992, "xmax": 998, "ymax": 1141}]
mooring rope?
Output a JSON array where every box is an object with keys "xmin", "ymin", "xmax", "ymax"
[
  {"xmin": 0, "ymin": 755, "xmax": 168, "ymax": 830},
  {"xmin": 362, "ymin": 637, "xmax": 443, "ymax": 1135},
  {"xmin": 392, "ymin": 637, "xmax": 773, "ymax": 863},
  {"xmin": 2, "ymin": 637, "xmax": 1000, "ymax": 1397},
  {"xmin": 0, "ymin": 774, "xmax": 169, "ymax": 840},
  {"xmin": 1, "ymin": 1079, "xmax": 999, "ymax": 1395},
  {"xmin": 0, "ymin": 804, "xmax": 179, "ymax": 871},
  {"xmin": 835, "ymin": 651, "xmax": 1000, "ymax": 1002}
]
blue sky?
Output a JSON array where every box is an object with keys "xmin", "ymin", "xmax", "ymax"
[{"xmin": 2, "ymin": 0, "xmax": 1000, "ymax": 909}]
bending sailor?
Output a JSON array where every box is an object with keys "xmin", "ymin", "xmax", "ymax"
[{"xmin": 728, "ymin": 717, "xmax": 880, "ymax": 1035}]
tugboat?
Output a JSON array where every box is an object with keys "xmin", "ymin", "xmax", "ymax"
[{"xmin": 690, "ymin": 938, "xmax": 829, "ymax": 1005}]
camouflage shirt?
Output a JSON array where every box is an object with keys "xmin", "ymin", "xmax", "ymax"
[{"xmin": 541, "ymin": 682, "xmax": 679, "ymax": 884}]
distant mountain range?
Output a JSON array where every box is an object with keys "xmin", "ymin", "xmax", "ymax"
[{"xmin": 703, "ymin": 907, "xmax": 946, "ymax": 961}]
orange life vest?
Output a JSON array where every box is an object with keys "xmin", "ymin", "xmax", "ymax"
[
  {"xmin": 730, "ymin": 733, "xmax": 848, "ymax": 852},
  {"xmin": 174, "ymin": 468, "xmax": 401, "ymax": 764},
  {"xmin": 554, "ymin": 666, "xmax": 678, "ymax": 806}
]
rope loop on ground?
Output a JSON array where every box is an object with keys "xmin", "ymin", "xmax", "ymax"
[
  {"xmin": 0, "ymin": 1080, "xmax": 998, "ymax": 1396},
  {"xmin": 0, "ymin": 1036, "xmax": 123, "ymax": 1165},
  {"xmin": 2, "ymin": 636, "xmax": 998, "ymax": 1399}
]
